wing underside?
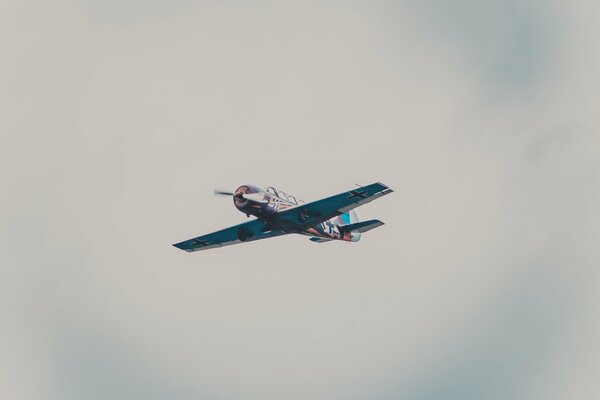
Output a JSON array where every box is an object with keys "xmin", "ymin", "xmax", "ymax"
[
  {"xmin": 274, "ymin": 182, "xmax": 393, "ymax": 230},
  {"xmin": 173, "ymin": 219, "xmax": 286, "ymax": 252}
]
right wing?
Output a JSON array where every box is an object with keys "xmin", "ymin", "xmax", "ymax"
[
  {"xmin": 173, "ymin": 219, "xmax": 286, "ymax": 252},
  {"xmin": 274, "ymin": 182, "xmax": 393, "ymax": 229}
]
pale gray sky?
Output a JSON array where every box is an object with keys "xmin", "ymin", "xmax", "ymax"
[{"xmin": 1, "ymin": 1, "xmax": 599, "ymax": 399}]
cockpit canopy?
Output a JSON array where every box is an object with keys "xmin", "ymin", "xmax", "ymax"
[{"xmin": 265, "ymin": 186, "xmax": 304, "ymax": 205}]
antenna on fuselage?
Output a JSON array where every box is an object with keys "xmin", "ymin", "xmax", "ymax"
[{"xmin": 354, "ymin": 183, "xmax": 363, "ymax": 188}]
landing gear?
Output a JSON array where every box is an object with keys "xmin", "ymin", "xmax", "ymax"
[
  {"xmin": 297, "ymin": 209, "xmax": 310, "ymax": 223},
  {"xmin": 237, "ymin": 229, "xmax": 252, "ymax": 242}
]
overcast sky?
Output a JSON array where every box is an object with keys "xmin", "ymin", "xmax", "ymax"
[{"xmin": 1, "ymin": 1, "xmax": 599, "ymax": 399}]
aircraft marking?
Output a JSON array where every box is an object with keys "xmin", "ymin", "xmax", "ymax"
[{"xmin": 348, "ymin": 190, "xmax": 368, "ymax": 200}]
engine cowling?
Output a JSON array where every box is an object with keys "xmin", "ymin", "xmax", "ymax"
[{"xmin": 233, "ymin": 185, "xmax": 262, "ymax": 216}]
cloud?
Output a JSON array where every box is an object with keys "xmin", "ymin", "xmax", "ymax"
[
  {"xmin": 408, "ymin": 0, "xmax": 560, "ymax": 94},
  {"xmin": 0, "ymin": 1, "xmax": 598, "ymax": 399}
]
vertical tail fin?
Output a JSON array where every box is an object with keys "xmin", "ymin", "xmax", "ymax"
[
  {"xmin": 343, "ymin": 209, "xmax": 361, "ymax": 242},
  {"xmin": 349, "ymin": 209, "xmax": 359, "ymax": 224}
]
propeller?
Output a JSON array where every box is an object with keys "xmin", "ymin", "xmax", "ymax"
[
  {"xmin": 214, "ymin": 189, "xmax": 235, "ymax": 196},
  {"xmin": 213, "ymin": 189, "xmax": 267, "ymax": 203}
]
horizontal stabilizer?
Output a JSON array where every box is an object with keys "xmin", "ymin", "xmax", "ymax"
[
  {"xmin": 341, "ymin": 219, "xmax": 384, "ymax": 234},
  {"xmin": 309, "ymin": 237, "xmax": 334, "ymax": 243}
]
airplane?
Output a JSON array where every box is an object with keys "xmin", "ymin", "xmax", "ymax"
[{"xmin": 172, "ymin": 182, "xmax": 393, "ymax": 252}]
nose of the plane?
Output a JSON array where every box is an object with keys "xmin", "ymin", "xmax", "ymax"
[{"xmin": 233, "ymin": 185, "xmax": 262, "ymax": 209}]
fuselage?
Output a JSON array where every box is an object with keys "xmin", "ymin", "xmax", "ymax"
[{"xmin": 233, "ymin": 185, "xmax": 361, "ymax": 242}]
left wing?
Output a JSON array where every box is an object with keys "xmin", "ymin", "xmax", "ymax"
[
  {"xmin": 274, "ymin": 182, "xmax": 393, "ymax": 229},
  {"xmin": 173, "ymin": 219, "xmax": 286, "ymax": 252}
]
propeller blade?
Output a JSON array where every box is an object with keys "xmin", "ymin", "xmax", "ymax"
[
  {"xmin": 214, "ymin": 189, "xmax": 235, "ymax": 196},
  {"xmin": 241, "ymin": 193, "xmax": 268, "ymax": 203}
]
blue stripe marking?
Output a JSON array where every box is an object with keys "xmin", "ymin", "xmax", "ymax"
[{"xmin": 342, "ymin": 212, "xmax": 350, "ymax": 225}]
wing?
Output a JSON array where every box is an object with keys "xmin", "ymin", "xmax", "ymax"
[
  {"xmin": 173, "ymin": 219, "xmax": 286, "ymax": 252},
  {"xmin": 274, "ymin": 182, "xmax": 393, "ymax": 229}
]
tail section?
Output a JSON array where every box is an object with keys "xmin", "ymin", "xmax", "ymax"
[
  {"xmin": 308, "ymin": 211, "xmax": 384, "ymax": 244},
  {"xmin": 341, "ymin": 210, "xmax": 384, "ymax": 241},
  {"xmin": 349, "ymin": 209, "xmax": 359, "ymax": 224},
  {"xmin": 341, "ymin": 209, "xmax": 362, "ymax": 241},
  {"xmin": 341, "ymin": 219, "xmax": 384, "ymax": 234}
]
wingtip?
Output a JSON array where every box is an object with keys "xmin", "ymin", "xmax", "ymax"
[
  {"xmin": 172, "ymin": 242, "xmax": 187, "ymax": 250},
  {"xmin": 376, "ymin": 181, "xmax": 393, "ymax": 191}
]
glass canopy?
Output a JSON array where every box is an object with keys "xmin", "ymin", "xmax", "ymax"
[{"xmin": 265, "ymin": 186, "xmax": 305, "ymax": 205}]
